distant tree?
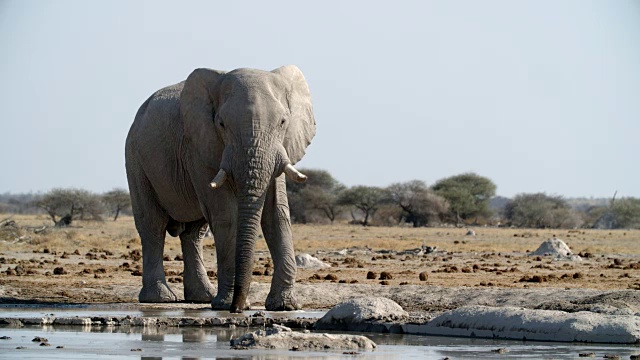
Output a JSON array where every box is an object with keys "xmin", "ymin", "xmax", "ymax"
[
  {"xmin": 299, "ymin": 185, "xmax": 346, "ymax": 223},
  {"xmin": 102, "ymin": 188, "xmax": 131, "ymax": 221},
  {"xmin": 432, "ymin": 173, "xmax": 496, "ymax": 225},
  {"xmin": 586, "ymin": 205, "xmax": 611, "ymax": 229},
  {"xmin": 591, "ymin": 197, "xmax": 640, "ymax": 229},
  {"xmin": 36, "ymin": 188, "xmax": 104, "ymax": 226},
  {"xmin": 503, "ymin": 193, "xmax": 582, "ymax": 228},
  {"xmin": 286, "ymin": 168, "xmax": 345, "ymax": 223},
  {"xmin": 0, "ymin": 192, "xmax": 42, "ymax": 214},
  {"xmin": 609, "ymin": 197, "xmax": 640, "ymax": 229},
  {"xmin": 338, "ymin": 186, "xmax": 386, "ymax": 226},
  {"xmin": 385, "ymin": 180, "xmax": 449, "ymax": 227}
]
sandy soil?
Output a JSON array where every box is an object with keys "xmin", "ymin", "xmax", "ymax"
[{"xmin": 1, "ymin": 215, "xmax": 640, "ymax": 314}]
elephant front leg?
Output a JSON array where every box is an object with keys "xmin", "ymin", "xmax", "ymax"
[
  {"xmin": 180, "ymin": 219, "xmax": 215, "ymax": 302},
  {"xmin": 139, "ymin": 229, "xmax": 178, "ymax": 302},
  {"xmin": 261, "ymin": 175, "xmax": 301, "ymax": 311},
  {"xmin": 210, "ymin": 220, "xmax": 243, "ymax": 310}
]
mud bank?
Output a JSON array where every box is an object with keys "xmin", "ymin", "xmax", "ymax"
[
  {"xmin": 0, "ymin": 314, "xmax": 316, "ymax": 329},
  {"xmin": 3, "ymin": 305, "xmax": 640, "ymax": 345}
]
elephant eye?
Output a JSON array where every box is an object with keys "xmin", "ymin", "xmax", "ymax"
[
  {"xmin": 219, "ymin": 121, "xmax": 225, "ymax": 128},
  {"xmin": 280, "ymin": 119, "xmax": 286, "ymax": 127}
]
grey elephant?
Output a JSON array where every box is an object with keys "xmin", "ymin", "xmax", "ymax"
[{"xmin": 125, "ymin": 65, "xmax": 316, "ymax": 312}]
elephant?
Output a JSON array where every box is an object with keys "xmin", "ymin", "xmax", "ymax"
[{"xmin": 125, "ymin": 65, "xmax": 316, "ymax": 312}]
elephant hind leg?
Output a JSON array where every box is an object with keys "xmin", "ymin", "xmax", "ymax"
[
  {"xmin": 181, "ymin": 218, "xmax": 215, "ymax": 302},
  {"xmin": 127, "ymin": 161, "xmax": 177, "ymax": 303}
]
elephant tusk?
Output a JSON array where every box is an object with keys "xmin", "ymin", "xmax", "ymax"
[
  {"xmin": 209, "ymin": 169, "xmax": 227, "ymax": 189},
  {"xmin": 284, "ymin": 164, "xmax": 307, "ymax": 183}
]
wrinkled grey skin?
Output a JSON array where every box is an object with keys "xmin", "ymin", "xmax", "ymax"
[{"xmin": 125, "ymin": 66, "xmax": 315, "ymax": 312}]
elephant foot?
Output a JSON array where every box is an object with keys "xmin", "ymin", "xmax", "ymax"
[
  {"xmin": 184, "ymin": 281, "xmax": 215, "ymax": 303},
  {"xmin": 139, "ymin": 281, "xmax": 177, "ymax": 303},
  {"xmin": 265, "ymin": 287, "xmax": 301, "ymax": 311},
  {"xmin": 211, "ymin": 291, "xmax": 250, "ymax": 311}
]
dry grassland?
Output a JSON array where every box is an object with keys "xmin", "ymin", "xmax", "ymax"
[{"xmin": 1, "ymin": 214, "xmax": 639, "ymax": 305}]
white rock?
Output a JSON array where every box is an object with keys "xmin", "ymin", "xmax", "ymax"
[
  {"xmin": 317, "ymin": 297, "xmax": 408, "ymax": 326},
  {"xmin": 406, "ymin": 305, "xmax": 640, "ymax": 344},
  {"xmin": 295, "ymin": 253, "xmax": 330, "ymax": 269},
  {"xmin": 231, "ymin": 324, "xmax": 376, "ymax": 350},
  {"xmin": 530, "ymin": 238, "xmax": 580, "ymax": 260}
]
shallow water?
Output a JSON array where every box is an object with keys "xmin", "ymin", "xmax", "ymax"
[
  {"xmin": 0, "ymin": 303, "xmax": 326, "ymax": 319},
  {"xmin": 1, "ymin": 325, "xmax": 639, "ymax": 359},
  {"xmin": 1, "ymin": 306, "xmax": 639, "ymax": 359}
]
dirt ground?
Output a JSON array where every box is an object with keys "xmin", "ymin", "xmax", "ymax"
[{"xmin": 1, "ymin": 214, "xmax": 640, "ymax": 313}]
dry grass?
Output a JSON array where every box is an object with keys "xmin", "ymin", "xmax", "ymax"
[
  {"xmin": 2, "ymin": 214, "xmax": 639, "ymax": 256},
  {"xmin": 292, "ymin": 224, "xmax": 640, "ymax": 255},
  {"xmin": 2, "ymin": 214, "xmax": 640, "ymax": 304},
  {"xmin": 0, "ymin": 214, "xmax": 139, "ymax": 253}
]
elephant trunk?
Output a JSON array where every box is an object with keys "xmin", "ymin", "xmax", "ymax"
[
  {"xmin": 230, "ymin": 194, "xmax": 264, "ymax": 312},
  {"xmin": 226, "ymin": 143, "xmax": 307, "ymax": 313},
  {"xmin": 228, "ymin": 144, "xmax": 272, "ymax": 312}
]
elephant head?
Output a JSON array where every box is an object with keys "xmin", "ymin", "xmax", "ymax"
[{"xmin": 179, "ymin": 66, "xmax": 315, "ymax": 312}]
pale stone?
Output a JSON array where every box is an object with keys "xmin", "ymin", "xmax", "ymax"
[
  {"xmin": 231, "ymin": 324, "xmax": 376, "ymax": 350},
  {"xmin": 295, "ymin": 253, "xmax": 330, "ymax": 269},
  {"xmin": 530, "ymin": 238, "xmax": 581, "ymax": 260},
  {"xmin": 407, "ymin": 305, "xmax": 640, "ymax": 344},
  {"xmin": 315, "ymin": 297, "xmax": 408, "ymax": 331}
]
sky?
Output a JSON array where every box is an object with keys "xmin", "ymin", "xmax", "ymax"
[{"xmin": 1, "ymin": 0, "xmax": 639, "ymax": 198}]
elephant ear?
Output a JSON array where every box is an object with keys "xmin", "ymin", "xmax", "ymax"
[
  {"xmin": 272, "ymin": 65, "xmax": 316, "ymax": 164},
  {"xmin": 180, "ymin": 68, "xmax": 226, "ymax": 161}
]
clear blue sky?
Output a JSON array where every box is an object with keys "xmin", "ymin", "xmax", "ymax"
[{"xmin": 1, "ymin": 0, "xmax": 638, "ymax": 198}]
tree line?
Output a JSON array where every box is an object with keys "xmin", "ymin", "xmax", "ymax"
[
  {"xmin": 286, "ymin": 169, "xmax": 640, "ymax": 229},
  {"xmin": 1, "ymin": 169, "xmax": 639, "ymax": 229},
  {"xmin": 0, "ymin": 188, "xmax": 131, "ymax": 226}
]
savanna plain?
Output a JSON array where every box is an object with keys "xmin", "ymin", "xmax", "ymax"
[{"xmin": 2, "ymin": 214, "xmax": 640, "ymax": 313}]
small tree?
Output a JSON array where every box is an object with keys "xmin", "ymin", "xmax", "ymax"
[
  {"xmin": 386, "ymin": 180, "xmax": 449, "ymax": 227},
  {"xmin": 504, "ymin": 193, "xmax": 582, "ymax": 228},
  {"xmin": 588, "ymin": 193, "xmax": 640, "ymax": 229},
  {"xmin": 432, "ymin": 173, "xmax": 496, "ymax": 225},
  {"xmin": 286, "ymin": 168, "xmax": 345, "ymax": 224},
  {"xmin": 338, "ymin": 186, "xmax": 385, "ymax": 226},
  {"xmin": 36, "ymin": 188, "xmax": 104, "ymax": 226},
  {"xmin": 102, "ymin": 188, "xmax": 132, "ymax": 221},
  {"xmin": 298, "ymin": 185, "xmax": 345, "ymax": 223},
  {"xmin": 610, "ymin": 197, "xmax": 640, "ymax": 229}
]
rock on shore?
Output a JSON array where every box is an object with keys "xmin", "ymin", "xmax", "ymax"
[
  {"xmin": 295, "ymin": 253, "xmax": 330, "ymax": 268},
  {"xmin": 315, "ymin": 297, "xmax": 408, "ymax": 332},
  {"xmin": 408, "ymin": 305, "xmax": 640, "ymax": 343},
  {"xmin": 230, "ymin": 324, "xmax": 376, "ymax": 350}
]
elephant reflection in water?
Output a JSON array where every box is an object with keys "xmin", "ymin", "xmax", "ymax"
[{"xmin": 140, "ymin": 327, "xmax": 211, "ymax": 343}]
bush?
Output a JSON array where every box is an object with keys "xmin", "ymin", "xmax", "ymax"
[
  {"xmin": 504, "ymin": 193, "xmax": 583, "ymax": 228},
  {"xmin": 338, "ymin": 186, "xmax": 386, "ymax": 226},
  {"xmin": 286, "ymin": 168, "xmax": 345, "ymax": 224},
  {"xmin": 37, "ymin": 188, "xmax": 105, "ymax": 225},
  {"xmin": 102, "ymin": 188, "xmax": 131, "ymax": 221},
  {"xmin": 593, "ymin": 198, "xmax": 640, "ymax": 229},
  {"xmin": 610, "ymin": 198, "xmax": 640, "ymax": 229},
  {"xmin": 385, "ymin": 180, "xmax": 448, "ymax": 227},
  {"xmin": 432, "ymin": 173, "xmax": 496, "ymax": 225}
]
